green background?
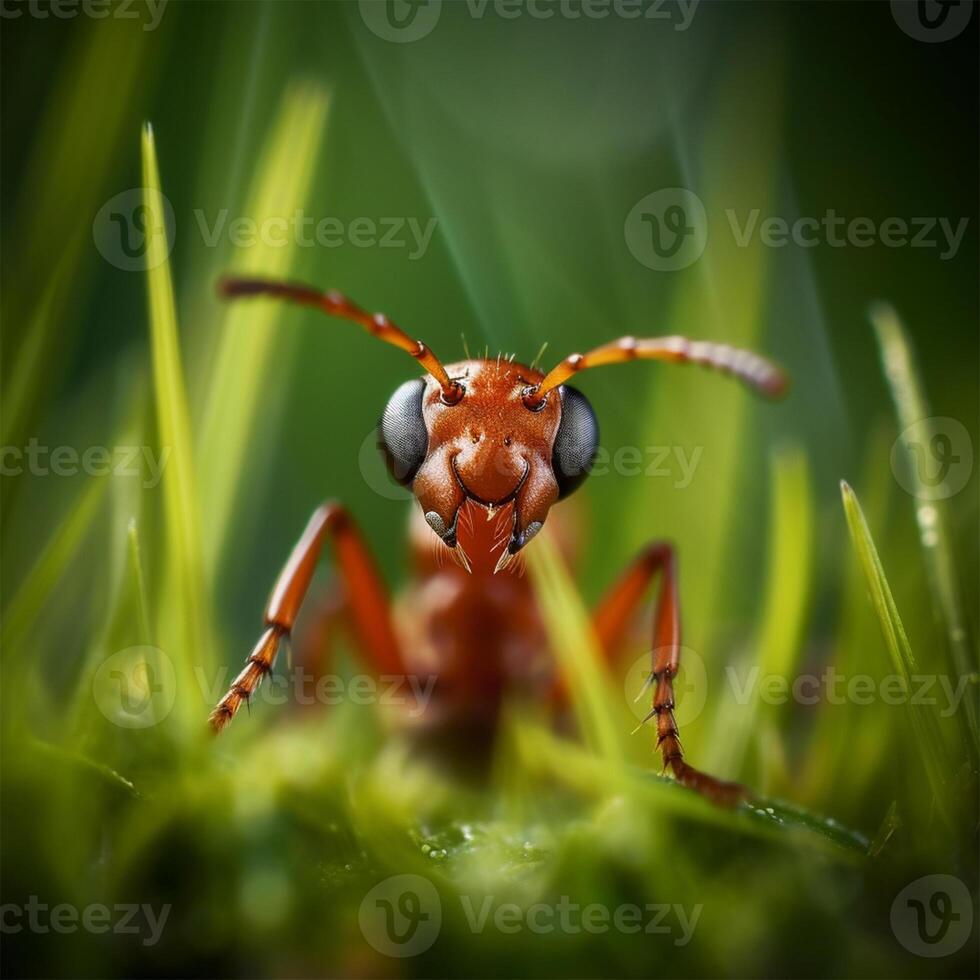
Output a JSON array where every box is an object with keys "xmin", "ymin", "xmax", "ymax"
[{"xmin": 1, "ymin": 1, "xmax": 977, "ymax": 978}]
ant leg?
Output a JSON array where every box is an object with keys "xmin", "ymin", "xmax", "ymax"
[
  {"xmin": 592, "ymin": 541, "xmax": 746, "ymax": 805},
  {"xmin": 282, "ymin": 584, "xmax": 352, "ymax": 721},
  {"xmin": 296, "ymin": 586, "xmax": 348, "ymax": 683},
  {"xmin": 209, "ymin": 502, "xmax": 403, "ymax": 732}
]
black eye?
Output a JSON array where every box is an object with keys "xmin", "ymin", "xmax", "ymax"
[
  {"xmin": 552, "ymin": 385, "xmax": 598, "ymax": 499},
  {"xmin": 378, "ymin": 378, "xmax": 428, "ymax": 486}
]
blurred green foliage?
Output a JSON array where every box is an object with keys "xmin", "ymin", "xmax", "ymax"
[{"xmin": 1, "ymin": 2, "xmax": 977, "ymax": 978}]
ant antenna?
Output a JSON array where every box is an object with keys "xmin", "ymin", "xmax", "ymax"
[
  {"xmin": 219, "ymin": 276, "xmax": 462, "ymax": 401},
  {"xmin": 524, "ymin": 335, "xmax": 787, "ymax": 407}
]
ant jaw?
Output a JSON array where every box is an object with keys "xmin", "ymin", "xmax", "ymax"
[
  {"xmin": 424, "ymin": 510, "xmax": 458, "ymax": 548},
  {"xmin": 423, "ymin": 507, "xmax": 472, "ymax": 573},
  {"xmin": 508, "ymin": 520, "xmax": 543, "ymax": 554},
  {"xmin": 494, "ymin": 520, "xmax": 543, "ymax": 574},
  {"xmin": 421, "ymin": 496, "xmax": 548, "ymax": 576}
]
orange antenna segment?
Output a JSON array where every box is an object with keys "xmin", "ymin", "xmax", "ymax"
[
  {"xmin": 219, "ymin": 276, "xmax": 460, "ymax": 397},
  {"xmin": 526, "ymin": 335, "xmax": 788, "ymax": 406}
]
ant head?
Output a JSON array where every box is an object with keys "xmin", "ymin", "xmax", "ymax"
[
  {"xmin": 378, "ymin": 358, "xmax": 598, "ymax": 563},
  {"xmin": 218, "ymin": 276, "xmax": 786, "ymax": 572}
]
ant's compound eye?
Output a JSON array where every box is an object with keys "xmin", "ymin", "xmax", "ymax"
[
  {"xmin": 378, "ymin": 378, "xmax": 428, "ymax": 486},
  {"xmin": 552, "ymin": 385, "xmax": 598, "ymax": 499}
]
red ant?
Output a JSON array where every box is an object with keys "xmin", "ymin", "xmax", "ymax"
[{"xmin": 209, "ymin": 276, "xmax": 787, "ymax": 804}]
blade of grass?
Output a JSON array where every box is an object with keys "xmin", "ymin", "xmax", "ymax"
[
  {"xmin": 67, "ymin": 509, "xmax": 156, "ymax": 736},
  {"xmin": 868, "ymin": 800, "xmax": 901, "ymax": 859},
  {"xmin": 840, "ymin": 480, "xmax": 951, "ymax": 819},
  {"xmin": 508, "ymin": 717, "xmax": 868, "ymax": 858},
  {"xmin": 2, "ymin": 20, "xmax": 156, "ymax": 451},
  {"xmin": 142, "ymin": 122, "xmax": 214, "ymax": 721},
  {"xmin": 1, "ymin": 476, "xmax": 106, "ymax": 655},
  {"xmin": 708, "ymin": 446, "xmax": 813, "ymax": 787},
  {"xmin": 620, "ymin": 39, "xmax": 785, "ymax": 645},
  {"xmin": 27, "ymin": 738, "xmax": 139, "ymax": 799},
  {"xmin": 196, "ymin": 83, "xmax": 330, "ymax": 575},
  {"xmin": 525, "ymin": 529, "xmax": 625, "ymax": 764},
  {"xmin": 870, "ymin": 302, "xmax": 977, "ymax": 747},
  {"xmin": 128, "ymin": 518, "xmax": 153, "ymax": 647},
  {"xmin": 1, "ymin": 271, "xmax": 62, "ymax": 448},
  {"xmin": 803, "ymin": 423, "xmax": 896, "ymax": 805}
]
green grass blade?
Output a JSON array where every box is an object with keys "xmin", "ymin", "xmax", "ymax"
[
  {"xmin": 1, "ymin": 274, "xmax": 60, "ymax": 448},
  {"xmin": 27, "ymin": 739, "xmax": 139, "ymax": 799},
  {"xmin": 840, "ymin": 480, "xmax": 951, "ymax": 816},
  {"xmin": 870, "ymin": 302, "xmax": 978, "ymax": 747},
  {"xmin": 619, "ymin": 40, "xmax": 785, "ymax": 645},
  {"xmin": 756, "ymin": 448, "xmax": 814, "ymax": 685},
  {"xmin": 196, "ymin": 83, "xmax": 330, "ymax": 575},
  {"xmin": 127, "ymin": 518, "xmax": 153, "ymax": 647},
  {"xmin": 868, "ymin": 800, "xmax": 901, "ymax": 859},
  {"xmin": 802, "ymin": 424, "xmax": 896, "ymax": 806},
  {"xmin": 2, "ymin": 20, "xmax": 156, "ymax": 449},
  {"xmin": 67, "ymin": 509, "xmax": 158, "ymax": 736},
  {"xmin": 1, "ymin": 476, "xmax": 106, "ymax": 655},
  {"xmin": 509, "ymin": 719, "xmax": 868, "ymax": 858},
  {"xmin": 142, "ymin": 123, "xmax": 214, "ymax": 713},
  {"xmin": 709, "ymin": 446, "xmax": 813, "ymax": 786},
  {"xmin": 525, "ymin": 531, "xmax": 625, "ymax": 763}
]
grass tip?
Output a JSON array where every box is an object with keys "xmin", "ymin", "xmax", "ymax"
[{"xmin": 867, "ymin": 300, "xmax": 895, "ymax": 324}]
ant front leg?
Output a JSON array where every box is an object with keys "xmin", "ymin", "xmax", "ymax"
[
  {"xmin": 209, "ymin": 502, "xmax": 404, "ymax": 732},
  {"xmin": 592, "ymin": 541, "xmax": 746, "ymax": 806}
]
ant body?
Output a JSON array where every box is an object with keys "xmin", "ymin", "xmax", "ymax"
[{"xmin": 209, "ymin": 276, "xmax": 787, "ymax": 804}]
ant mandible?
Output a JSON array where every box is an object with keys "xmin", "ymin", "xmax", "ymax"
[{"xmin": 209, "ymin": 276, "xmax": 787, "ymax": 805}]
